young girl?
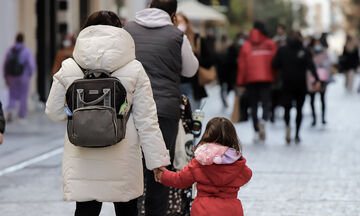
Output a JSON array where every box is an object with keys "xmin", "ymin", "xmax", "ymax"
[{"xmin": 155, "ymin": 117, "xmax": 252, "ymax": 216}]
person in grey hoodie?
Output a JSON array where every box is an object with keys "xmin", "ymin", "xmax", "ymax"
[{"xmin": 124, "ymin": 0, "xmax": 199, "ymax": 215}]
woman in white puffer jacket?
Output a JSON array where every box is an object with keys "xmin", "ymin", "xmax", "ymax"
[{"xmin": 45, "ymin": 11, "xmax": 170, "ymax": 216}]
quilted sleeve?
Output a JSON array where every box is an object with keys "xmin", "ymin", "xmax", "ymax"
[
  {"xmin": 45, "ymin": 70, "xmax": 68, "ymax": 122},
  {"xmin": 132, "ymin": 61, "xmax": 171, "ymax": 170}
]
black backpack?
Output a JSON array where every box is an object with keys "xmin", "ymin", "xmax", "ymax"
[
  {"xmin": 5, "ymin": 48, "xmax": 24, "ymax": 76},
  {"xmin": 65, "ymin": 62, "xmax": 131, "ymax": 148}
]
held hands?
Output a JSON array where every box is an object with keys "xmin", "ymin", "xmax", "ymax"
[{"xmin": 153, "ymin": 167, "xmax": 167, "ymax": 183}]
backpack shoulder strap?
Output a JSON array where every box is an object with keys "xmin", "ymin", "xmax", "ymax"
[
  {"xmin": 71, "ymin": 57, "xmax": 85, "ymax": 73},
  {"xmin": 125, "ymin": 105, "xmax": 133, "ymax": 122}
]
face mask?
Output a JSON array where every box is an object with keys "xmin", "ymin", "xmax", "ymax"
[
  {"xmin": 314, "ymin": 45, "xmax": 323, "ymax": 52},
  {"xmin": 63, "ymin": 40, "xmax": 71, "ymax": 48},
  {"xmin": 237, "ymin": 39, "xmax": 245, "ymax": 46},
  {"xmin": 177, "ymin": 24, "xmax": 187, "ymax": 33}
]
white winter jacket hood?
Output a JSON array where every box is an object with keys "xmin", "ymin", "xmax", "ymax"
[
  {"xmin": 46, "ymin": 25, "xmax": 170, "ymax": 202},
  {"xmin": 73, "ymin": 25, "xmax": 135, "ymax": 72}
]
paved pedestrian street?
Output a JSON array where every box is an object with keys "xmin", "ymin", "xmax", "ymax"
[{"xmin": 0, "ymin": 74, "xmax": 359, "ymax": 215}]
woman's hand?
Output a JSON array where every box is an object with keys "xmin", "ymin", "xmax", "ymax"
[
  {"xmin": 0, "ymin": 133, "xmax": 3, "ymax": 144},
  {"xmin": 153, "ymin": 167, "xmax": 168, "ymax": 183}
]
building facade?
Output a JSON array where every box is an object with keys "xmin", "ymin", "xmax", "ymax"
[{"xmin": 0, "ymin": 0, "xmax": 147, "ymax": 111}]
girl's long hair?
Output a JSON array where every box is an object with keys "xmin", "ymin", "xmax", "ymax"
[{"xmin": 196, "ymin": 117, "xmax": 242, "ymax": 153}]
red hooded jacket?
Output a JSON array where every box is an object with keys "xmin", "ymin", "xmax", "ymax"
[
  {"xmin": 161, "ymin": 157, "xmax": 252, "ymax": 216},
  {"xmin": 237, "ymin": 29, "xmax": 277, "ymax": 85}
]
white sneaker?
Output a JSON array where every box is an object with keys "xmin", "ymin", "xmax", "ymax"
[{"xmin": 258, "ymin": 121, "xmax": 266, "ymax": 141}]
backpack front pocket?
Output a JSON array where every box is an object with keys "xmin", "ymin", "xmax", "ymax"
[{"xmin": 71, "ymin": 106, "xmax": 117, "ymax": 147}]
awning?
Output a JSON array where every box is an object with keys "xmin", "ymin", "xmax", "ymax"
[{"xmin": 177, "ymin": 0, "xmax": 228, "ymax": 25}]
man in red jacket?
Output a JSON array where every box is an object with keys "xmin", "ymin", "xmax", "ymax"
[{"xmin": 237, "ymin": 21, "xmax": 277, "ymax": 141}]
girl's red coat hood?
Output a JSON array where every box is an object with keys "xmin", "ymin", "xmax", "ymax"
[{"xmin": 197, "ymin": 157, "xmax": 251, "ymax": 187}]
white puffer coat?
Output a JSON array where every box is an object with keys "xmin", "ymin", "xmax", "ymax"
[{"xmin": 45, "ymin": 25, "xmax": 171, "ymax": 202}]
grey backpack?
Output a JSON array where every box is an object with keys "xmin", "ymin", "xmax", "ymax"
[{"xmin": 65, "ymin": 65, "xmax": 131, "ymax": 148}]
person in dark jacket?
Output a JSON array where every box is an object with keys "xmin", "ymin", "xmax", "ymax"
[
  {"xmin": 216, "ymin": 34, "xmax": 231, "ymax": 107},
  {"xmin": 124, "ymin": 0, "xmax": 199, "ymax": 215},
  {"xmin": 229, "ymin": 32, "xmax": 249, "ymax": 122},
  {"xmin": 0, "ymin": 101, "xmax": 5, "ymax": 144},
  {"xmin": 272, "ymin": 32, "xmax": 321, "ymax": 144},
  {"xmin": 341, "ymin": 35, "xmax": 359, "ymax": 92}
]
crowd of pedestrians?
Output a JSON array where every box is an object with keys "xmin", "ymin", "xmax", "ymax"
[
  {"xmin": 220, "ymin": 23, "xmax": 360, "ymax": 144},
  {"xmin": 1, "ymin": 0, "xmax": 360, "ymax": 215}
]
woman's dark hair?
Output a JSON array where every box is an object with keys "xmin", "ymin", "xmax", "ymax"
[
  {"xmin": 16, "ymin": 33, "xmax": 24, "ymax": 43},
  {"xmin": 82, "ymin": 11, "xmax": 122, "ymax": 30},
  {"xmin": 197, "ymin": 117, "xmax": 241, "ymax": 153}
]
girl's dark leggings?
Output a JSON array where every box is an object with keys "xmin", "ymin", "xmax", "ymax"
[
  {"xmin": 310, "ymin": 91, "xmax": 326, "ymax": 122},
  {"xmin": 284, "ymin": 94, "xmax": 305, "ymax": 138}
]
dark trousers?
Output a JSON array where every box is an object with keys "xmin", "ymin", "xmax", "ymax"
[
  {"xmin": 283, "ymin": 93, "xmax": 306, "ymax": 138},
  {"xmin": 246, "ymin": 83, "xmax": 272, "ymax": 131},
  {"xmin": 144, "ymin": 116, "xmax": 179, "ymax": 216},
  {"xmin": 238, "ymin": 92, "xmax": 249, "ymax": 122},
  {"xmin": 270, "ymin": 89, "xmax": 282, "ymax": 122},
  {"xmin": 310, "ymin": 90, "xmax": 326, "ymax": 123},
  {"xmin": 75, "ymin": 199, "xmax": 138, "ymax": 216}
]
